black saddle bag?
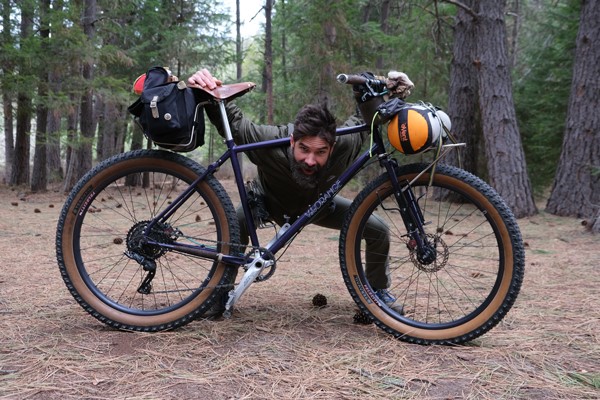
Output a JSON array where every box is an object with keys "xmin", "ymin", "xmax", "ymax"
[{"xmin": 128, "ymin": 66, "xmax": 205, "ymax": 152}]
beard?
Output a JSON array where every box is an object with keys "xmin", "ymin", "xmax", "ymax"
[{"xmin": 288, "ymin": 149, "xmax": 324, "ymax": 190}]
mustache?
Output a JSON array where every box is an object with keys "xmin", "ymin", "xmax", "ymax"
[{"xmin": 298, "ymin": 162, "xmax": 319, "ymax": 172}]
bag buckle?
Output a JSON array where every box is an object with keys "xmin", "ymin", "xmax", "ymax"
[{"xmin": 150, "ymin": 95, "xmax": 159, "ymax": 119}]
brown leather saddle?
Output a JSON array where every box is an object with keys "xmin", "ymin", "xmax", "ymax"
[{"xmin": 190, "ymin": 82, "xmax": 256, "ymax": 102}]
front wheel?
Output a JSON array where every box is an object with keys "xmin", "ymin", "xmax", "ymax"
[
  {"xmin": 339, "ymin": 163, "xmax": 525, "ymax": 345},
  {"xmin": 56, "ymin": 149, "xmax": 240, "ymax": 332}
]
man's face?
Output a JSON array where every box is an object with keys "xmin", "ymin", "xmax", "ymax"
[
  {"xmin": 290, "ymin": 136, "xmax": 332, "ymax": 175},
  {"xmin": 289, "ymin": 136, "xmax": 333, "ymax": 189}
]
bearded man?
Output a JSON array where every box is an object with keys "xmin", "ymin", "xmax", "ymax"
[{"xmin": 189, "ymin": 69, "xmax": 396, "ymax": 311}]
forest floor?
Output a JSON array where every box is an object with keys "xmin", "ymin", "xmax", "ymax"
[{"xmin": 0, "ymin": 181, "xmax": 599, "ymax": 400}]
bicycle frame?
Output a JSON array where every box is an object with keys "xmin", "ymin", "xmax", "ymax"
[
  {"xmin": 55, "ymin": 75, "xmax": 524, "ymax": 342},
  {"xmin": 143, "ymin": 99, "xmax": 434, "ymax": 314},
  {"xmin": 146, "ymin": 101, "xmax": 413, "ymax": 259}
]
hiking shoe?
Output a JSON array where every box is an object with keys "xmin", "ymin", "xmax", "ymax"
[{"xmin": 375, "ymin": 289, "xmax": 404, "ymax": 315}]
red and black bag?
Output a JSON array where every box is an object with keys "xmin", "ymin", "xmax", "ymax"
[{"xmin": 128, "ymin": 67, "xmax": 205, "ymax": 152}]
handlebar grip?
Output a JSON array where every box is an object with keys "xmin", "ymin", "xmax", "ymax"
[{"xmin": 337, "ymin": 74, "xmax": 368, "ymax": 85}]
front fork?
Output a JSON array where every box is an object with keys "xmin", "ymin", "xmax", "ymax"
[{"xmin": 382, "ymin": 157, "xmax": 436, "ymax": 265}]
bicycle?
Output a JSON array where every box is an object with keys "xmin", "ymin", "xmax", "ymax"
[{"xmin": 55, "ymin": 73, "xmax": 525, "ymax": 345}]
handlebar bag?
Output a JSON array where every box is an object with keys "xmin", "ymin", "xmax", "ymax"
[{"xmin": 128, "ymin": 67, "xmax": 205, "ymax": 152}]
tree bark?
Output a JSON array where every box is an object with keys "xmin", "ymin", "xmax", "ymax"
[
  {"xmin": 546, "ymin": 0, "xmax": 600, "ymax": 233},
  {"xmin": 11, "ymin": 4, "xmax": 33, "ymax": 186},
  {"xmin": 592, "ymin": 211, "xmax": 600, "ymax": 233},
  {"xmin": 473, "ymin": 0, "xmax": 537, "ymax": 218},
  {"xmin": 1, "ymin": 0, "xmax": 14, "ymax": 184},
  {"xmin": 264, "ymin": 0, "xmax": 274, "ymax": 124},
  {"xmin": 235, "ymin": 0, "xmax": 242, "ymax": 81},
  {"xmin": 234, "ymin": 0, "xmax": 244, "ymax": 173},
  {"xmin": 31, "ymin": 0, "xmax": 51, "ymax": 192},
  {"xmin": 376, "ymin": 0, "xmax": 391, "ymax": 70},
  {"xmin": 445, "ymin": 0, "xmax": 481, "ymax": 174},
  {"xmin": 2, "ymin": 94, "xmax": 14, "ymax": 184},
  {"xmin": 46, "ymin": 2, "xmax": 64, "ymax": 183},
  {"xmin": 64, "ymin": 0, "xmax": 96, "ymax": 191}
]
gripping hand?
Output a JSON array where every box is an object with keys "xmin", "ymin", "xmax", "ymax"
[{"xmin": 385, "ymin": 71, "xmax": 414, "ymax": 99}]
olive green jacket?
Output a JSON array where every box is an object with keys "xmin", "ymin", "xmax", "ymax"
[{"xmin": 205, "ymin": 103, "xmax": 368, "ymax": 224}]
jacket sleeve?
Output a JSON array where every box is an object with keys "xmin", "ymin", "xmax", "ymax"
[
  {"xmin": 204, "ymin": 102, "xmax": 292, "ymax": 168},
  {"xmin": 204, "ymin": 102, "xmax": 289, "ymax": 144},
  {"xmin": 333, "ymin": 113, "xmax": 370, "ymax": 161}
]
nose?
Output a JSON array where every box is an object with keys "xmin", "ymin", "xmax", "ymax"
[{"xmin": 304, "ymin": 153, "xmax": 317, "ymax": 167}]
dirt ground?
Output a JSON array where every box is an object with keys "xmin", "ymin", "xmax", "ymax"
[{"xmin": 0, "ymin": 182, "xmax": 598, "ymax": 400}]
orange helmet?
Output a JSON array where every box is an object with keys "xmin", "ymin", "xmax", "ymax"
[{"xmin": 387, "ymin": 104, "xmax": 448, "ymax": 154}]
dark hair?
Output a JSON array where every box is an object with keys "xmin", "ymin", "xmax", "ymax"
[{"xmin": 292, "ymin": 104, "xmax": 336, "ymax": 146}]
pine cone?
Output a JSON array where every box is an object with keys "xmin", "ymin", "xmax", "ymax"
[
  {"xmin": 312, "ymin": 293, "xmax": 328, "ymax": 308},
  {"xmin": 353, "ymin": 310, "xmax": 373, "ymax": 325}
]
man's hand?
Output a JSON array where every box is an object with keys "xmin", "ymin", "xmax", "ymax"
[
  {"xmin": 386, "ymin": 71, "xmax": 414, "ymax": 99},
  {"xmin": 187, "ymin": 68, "xmax": 223, "ymax": 90}
]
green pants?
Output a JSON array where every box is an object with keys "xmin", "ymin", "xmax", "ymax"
[{"xmin": 237, "ymin": 195, "xmax": 391, "ymax": 289}]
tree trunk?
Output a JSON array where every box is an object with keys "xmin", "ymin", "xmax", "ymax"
[
  {"xmin": 592, "ymin": 211, "xmax": 600, "ymax": 233},
  {"xmin": 98, "ymin": 96, "xmax": 121, "ymax": 160},
  {"xmin": 65, "ymin": 93, "xmax": 79, "ymax": 184},
  {"xmin": 320, "ymin": 14, "xmax": 337, "ymax": 107},
  {"xmin": 11, "ymin": 5, "xmax": 33, "ymax": 186},
  {"xmin": 264, "ymin": 0, "xmax": 274, "ymax": 124},
  {"xmin": 473, "ymin": 0, "xmax": 537, "ymax": 218},
  {"xmin": 546, "ymin": 0, "xmax": 600, "ymax": 233},
  {"xmin": 12, "ymin": 97, "xmax": 32, "ymax": 186},
  {"xmin": 64, "ymin": 0, "xmax": 96, "ymax": 191},
  {"xmin": 445, "ymin": 0, "xmax": 481, "ymax": 175},
  {"xmin": 235, "ymin": 0, "xmax": 242, "ymax": 81},
  {"xmin": 96, "ymin": 95, "xmax": 105, "ymax": 161},
  {"xmin": 1, "ymin": 0, "xmax": 14, "ymax": 184},
  {"xmin": 31, "ymin": 0, "xmax": 51, "ymax": 192},
  {"xmin": 234, "ymin": 0, "xmax": 244, "ymax": 173},
  {"xmin": 46, "ymin": 3, "xmax": 64, "ymax": 183},
  {"xmin": 280, "ymin": 0, "xmax": 288, "ymax": 83},
  {"xmin": 376, "ymin": 0, "xmax": 391, "ymax": 70},
  {"xmin": 2, "ymin": 94, "xmax": 14, "ymax": 184},
  {"xmin": 46, "ymin": 103, "xmax": 63, "ymax": 182}
]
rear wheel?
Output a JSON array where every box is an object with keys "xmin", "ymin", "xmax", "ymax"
[
  {"xmin": 56, "ymin": 149, "xmax": 240, "ymax": 331},
  {"xmin": 340, "ymin": 163, "xmax": 524, "ymax": 344}
]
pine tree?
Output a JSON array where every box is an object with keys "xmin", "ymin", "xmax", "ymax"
[{"xmin": 546, "ymin": 0, "xmax": 600, "ymax": 233}]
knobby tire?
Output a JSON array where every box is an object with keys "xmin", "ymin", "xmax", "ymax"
[
  {"xmin": 55, "ymin": 150, "xmax": 240, "ymax": 332},
  {"xmin": 340, "ymin": 163, "xmax": 525, "ymax": 345}
]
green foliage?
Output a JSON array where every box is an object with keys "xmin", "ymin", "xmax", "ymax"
[
  {"xmin": 0, "ymin": 0, "xmax": 585, "ymax": 193},
  {"xmin": 265, "ymin": 0, "xmax": 453, "ymax": 125},
  {"xmin": 513, "ymin": 0, "xmax": 580, "ymax": 193}
]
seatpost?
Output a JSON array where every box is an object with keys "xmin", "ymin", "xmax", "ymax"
[{"xmin": 218, "ymin": 101, "xmax": 234, "ymax": 141}]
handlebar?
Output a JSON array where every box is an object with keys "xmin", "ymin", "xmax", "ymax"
[{"xmin": 336, "ymin": 73, "xmax": 386, "ymax": 88}]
